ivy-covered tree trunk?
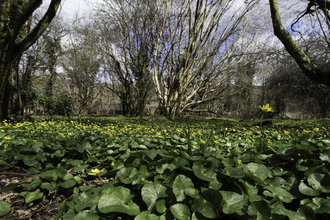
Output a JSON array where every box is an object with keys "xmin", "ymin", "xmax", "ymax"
[{"xmin": 0, "ymin": 0, "xmax": 61, "ymax": 121}]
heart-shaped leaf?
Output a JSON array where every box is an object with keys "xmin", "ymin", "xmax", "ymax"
[
  {"xmin": 172, "ymin": 175, "xmax": 199, "ymax": 201},
  {"xmin": 25, "ymin": 189, "xmax": 43, "ymax": 203},
  {"xmin": 156, "ymin": 199, "xmax": 167, "ymax": 213},
  {"xmin": 60, "ymin": 180, "xmax": 77, "ymax": 188},
  {"xmin": 73, "ymin": 210, "xmax": 99, "ymax": 220},
  {"xmin": 142, "ymin": 182, "xmax": 168, "ymax": 211},
  {"xmin": 40, "ymin": 170, "xmax": 58, "ymax": 181},
  {"xmin": 248, "ymin": 201, "xmax": 271, "ymax": 220},
  {"xmin": 98, "ymin": 186, "xmax": 140, "ymax": 216},
  {"xmin": 170, "ymin": 203, "xmax": 191, "ymax": 220},
  {"xmin": 192, "ymin": 162, "xmax": 222, "ymax": 189},
  {"xmin": 75, "ymin": 192, "xmax": 94, "ymax": 212},
  {"xmin": 116, "ymin": 167, "xmax": 139, "ymax": 184},
  {"xmin": 299, "ymin": 182, "xmax": 322, "ymax": 196},
  {"xmin": 224, "ymin": 167, "xmax": 245, "ymax": 179},
  {"xmin": 192, "ymin": 195, "xmax": 218, "ymax": 218},
  {"xmin": 0, "ymin": 201, "xmax": 11, "ymax": 217},
  {"xmin": 134, "ymin": 211, "xmax": 161, "ymax": 220},
  {"xmin": 264, "ymin": 185, "xmax": 296, "ymax": 203},
  {"xmin": 220, "ymin": 191, "xmax": 247, "ymax": 216}
]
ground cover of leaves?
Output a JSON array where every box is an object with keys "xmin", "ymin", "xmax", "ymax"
[
  {"xmin": 0, "ymin": 164, "xmax": 64, "ymax": 220},
  {"xmin": 0, "ymin": 164, "xmax": 111, "ymax": 219},
  {"xmin": 1, "ymin": 116, "xmax": 330, "ymax": 219}
]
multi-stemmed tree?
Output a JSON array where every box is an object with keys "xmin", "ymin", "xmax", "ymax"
[
  {"xmin": 150, "ymin": 0, "xmax": 262, "ymax": 117},
  {"xmin": 96, "ymin": 0, "xmax": 155, "ymax": 116}
]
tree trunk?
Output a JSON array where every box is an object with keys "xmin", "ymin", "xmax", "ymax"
[
  {"xmin": 269, "ymin": 0, "xmax": 330, "ymax": 86},
  {"xmin": 0, "ymin": 0, "xmax": 61, "ymax": 121},
  {"xmin": 0, "ymin": 49, "xmax": 13, "ymax": 120}
]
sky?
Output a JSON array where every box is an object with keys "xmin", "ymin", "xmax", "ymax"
[{"xmin": 40, "ymin": 0, "xmax": 100, "ymax": 21}]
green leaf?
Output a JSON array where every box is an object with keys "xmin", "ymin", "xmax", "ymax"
[
  {"xmin": 224, "ymin": 167, "xmax": 245, "ymax": 179},
  {"xmin": 296, "ymin": 159, "xmax": 309, "ymax": 171},
  {"xmin": 80, "ymin": 185, "xmax": 94, "ymax": 192},
  {"xmin": 192, "ymin": 162, "xmax": 222, "ymax": 190},
  {"xmin": 172, "ymin": 175, "xmax": 199, "ymax": 201},
  {"xmin": 1, "ymin": 183, "xmax": 21, "ymax": 192},
  {"xmin": 156, "ymin": 200, "xmax": 167, "ymax": 213},
  {"xmin": 73, "ymin": 210, "xmax": 99, "ymax": 220},
  {"xmin": 0, "ymin": 201, "xmax": 11, "ymax": 217},
  {"xmin": 248, "ymin": 201, "xmax": 271, "ymax": 220},
  {"xmin": 12, "ymin": 140, "xmax": 25, "ymax": 145},
  {"xmin": 62, "ymin": 208, "xmax": 76, "ymax": 220},
  {"xmin": 276, "ymin": 146, "xmax": 296, "ymax": 160},
  {"xmin": 170, "ymin": 203, "xmax": 191, "ymax": 220},
  {"xmin": 296, "ymin": 143, "xmax": 318, "ymax": 152},
  {"xmin": 220, "ymin": 191, "xmax": 247, "ymax": 216},
  {"xmin": 63, "ymin": 173, "xmax": 74, "ymax": 180},
  {"xmin": 32, "ymin": 142, "xmax": 43, "ymax": 153},
  {"xmin": 116, "ymin": 167, "xmax": 139, "ymax": 184},
  {"xmin": 264, "ymin": 185, "xmax": 295, "ymax": 203},
  {"xmin": 56, "ymin": 164, "xmax": 67, "ymax": 178},
  {"xmin": 40, "ymin": 182, "xmax": 55, "ymax": 191},
  {"xmin": 24, "ymin": 180, "xmax": 42, "ymax": 190},
  {"xmin": 172, "ymin": 157, "xmax": 189, "ymax": 167},
  {"xmin": 307, "ymin": 197, "xmax": 330, "ymax": 214},
  {"xmin": 25, "ymin": 189, "xmax": 43, "ymax": 203},
  {"xmin": 26, "ymin": 167, "xmax": 40, "ymax": 175},
  {"xmin": 191, "ymin": 195, "xmax": 218, "ymax": 218},
  {"xmin": 74, "ymin": 176, "xmax": 82, "ymax": 184},
  {"xmin": 54, "ymin": 203, "xmax": 66, "ymax": 220},
  {"xmin": 284, "ymin": 208, "xmax": 305, "ymax": 220},
  {"xmin": 307, "ymin": 173, "xmax": 325, "ymax": 191},
  {"xmin": 241, "ymin": 181, "xmax": 262, "ymax": 202},
  {"xmin": 40, "ymin": 170, "xmax": 58, "ymax": 181},
  {"xmin": 299, "ymin": 182, "xmax": 321, "ymax": 196},
  {"xmin": 297, "ymin": 206, "xmax": 315, "ymax": 220},
  {"xmin": 23, "ymin": 156, "xmax": 38, "ymax": 166},
  {"xmin": 79, "ymin": 142, "xmax": 93, "ymax": 153},
  {"xmin": 135, "ymin": 211, "xmax": 161, "ymax": 220},
  {"xmin": 54, "ymin": 150, "xmax": 64, "ymax": 157},
  {"xmin": 245, "ymin": 162, "xmax": 268, "ymax": 181},
  {"xmin": 98, "ymin": 186, "xmax": 140, "ymax": 216},
  {"xmin": 142, "ymin": 182, "xmax": 168, "ymax": 210},
  {"xmin": 75, "ymin": 192, "xmax": 94, "ymax": 212},
  {"xmin": 60, "ymin": 180, "xmax": 77, "ymax": 188}
]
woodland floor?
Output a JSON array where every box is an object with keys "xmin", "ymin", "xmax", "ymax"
[{"xmin": 0, "ymin": 164, "xmax": 107, "ymax": 220}]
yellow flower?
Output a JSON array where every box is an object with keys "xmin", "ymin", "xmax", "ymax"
[
  {"xmin": 155, "ymin": 132, "xmax": 161, "ymax": 137},
  {"xmin": 246, "ymin": 131, "xmax": 252, "ymax": 135},
  {"xmin": 258, "ymin": 104, "xmax": 274, "ymax": 112},
  {"xmin": 313, "ymin": 128, "xmax": 319, "ymax": 132},
  {"xmin": 88, "ymin": 168, "xmax": 104, "ymax": 176},
  {"xmin": 237, "ymin": 159, "xmax": 242, "ymax": 165},
  {"xmin": 33, "ymin": 140, "xmax": 37, "ymax": 143},
  {"xmin": 68, "ymin": 133, "xmax": 73, "ymax": 136},
  {"xmin": 214, "ymin": 140, "xmax": 219, "ymax": 144},
  {"xmin": 1, "ymin": 130, "xmax": 5, "ymax": 132},
  {"xmin": 200, "ymin": 139, "xmax": 206, "ymax": 144},
  {"xmin": 4, "ymin": 137, "xmax": 11, "ymax": 140},
  {"xmin": 284, "ymin": 131, "xmax": 290, "ymax": 135}
]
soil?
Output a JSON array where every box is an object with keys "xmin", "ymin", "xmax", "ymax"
[{"xmin": 0, "ymin": 165, "xmax": 108, "ymax": 220}]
